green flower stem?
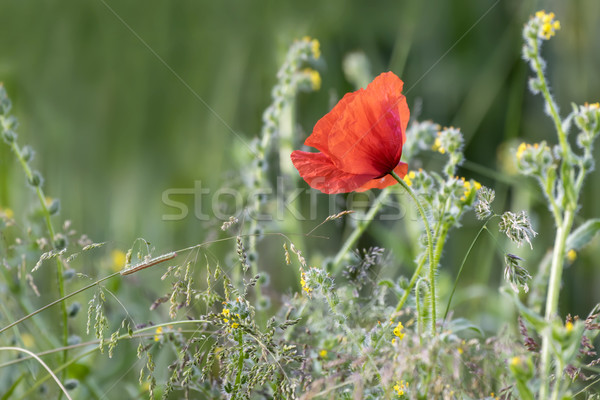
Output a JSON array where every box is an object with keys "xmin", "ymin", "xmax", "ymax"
[
  {"xmin": 532, "ymin": 40, "xmax": 570, "ymax": 164},
  {"xmin": 390, "ymin": 171, "xmax": 436, "ymax": 333},
  {"xmin": 395, "ymin": 254, "xmax": 426, "ymax": 313},
  {"xmin": 7, "ymin": 139, "xmax": 69, "ymax": 373},
  {"xmin": 539, "ymin": 208, "xmax": 574, "ymax": 399},
  {"xmin": 331, "ymin": 188, "xmax": 391, "ymax": 274},
  {"xmin": 394, "ymin": 195, "xmax": 447, "ymax": 315},
  {"xmin": 231, "ymin": 329, "xmax": 246, "ymax": 400},
  {"xmin": 531, "ymin": 35, "xmax": 581, "ymax": 400}
]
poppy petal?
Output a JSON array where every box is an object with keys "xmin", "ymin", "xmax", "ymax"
[
  {"xmin": 327, "ymin": 72, "xmax": 409, "ymax": 176},
  {"xmin": 304, "ymin": 91, "xmax": 359, "ymax": 157},
  {"xmin": 291, "ymin": 150, "xmax": 375, "ymax": 194},
  {"xmin": 356, "ymin": 162, "xmax": 409, "ymax": 192}
]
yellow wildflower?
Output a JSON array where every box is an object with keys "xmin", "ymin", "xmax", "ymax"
[
  {"xmin": 303, "ymin": 68, "xmax": 321, "ymax": 90},
  {"xmin": 154, "ymin": 326, "xmax": 163, "ymax": 341},
  {"xmin": 231, "ymin": 322, "xmax": 239, "ymax": 329},
  {"xmin": 393, "ymin": 321, "xmax": 405, "ymax": 341},
  {"xmin": 319, "ymin": 349, "xmax": 327, "ymax": 358},
  {"xmin": 566, "ymin": 321, "xmax": 574, "ymax": 333},
  {"xmin": 300, "ymin": 271, "xmax": 313, "ymax": 295},
  {"xmin": 432, "ymin": 135, "xmax": 445, "ymax": 154},
  {"xmin": 403, "ymin": 170, "xmax": 416, "ymax": 186},
  {"xmin": 567, "ymin": 249, "xmax": 577, "ymax": 263},
  {"xmin": 110, "ymin": 250, "xmax": 127, "ymax": 272},
  {"xmin": 516, "ymin": 142, "xmax": 528, "ymax": 160},
  {"xmin": 393, "ymin": 380, "xmax": 408, "ymax": 396}
]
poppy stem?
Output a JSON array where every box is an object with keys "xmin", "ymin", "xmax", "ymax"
[{"xmin": 390, "ymin": 171, "xmax": 437, "ymax": 334}]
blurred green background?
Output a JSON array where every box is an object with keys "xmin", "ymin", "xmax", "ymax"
[{"xmin": 1, "ymin": 0, "xmax": 599, "ymax": 342}]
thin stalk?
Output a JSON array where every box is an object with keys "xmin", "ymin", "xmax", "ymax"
[
  {"xmin": 0, "ymin": 272, "xmax": 119, "ymax": 335},
  {"xmin": 442, "ymin": 220, "xmax": 489, "ymax": 322},
  {"xmin": 532, "ymin": 40, "xmax": 570, "ymax": 163},
  {"xmin": 390, "ymin": 171, "xmax": 436, "ymax": 333},
  {"xmin": 5, "ymin": 138, "xmax": 69, "ymax": 379},
  {"xmin": 539, "ymin": 208, "xmax": 574, "ymax": 399},
  {"xmin": 231, "ymin": 330, "xmax": 246, "ymax": 400}
]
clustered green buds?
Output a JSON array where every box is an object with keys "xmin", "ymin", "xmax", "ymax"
[
  {"xmin": 515, "ymin": 141, "xmax": 554, "ymax": 177},
  {"xmin": 402, "ymin": 120, "xmax": 441, "ymax": 161},
  {"xmin": 300, "ymin": 266, "xmax": 335, "ymax": 301},
  {"xmin": 432, "ymin": 127, "xmax": 464, "ymax": 178},
  {"xmin": 522, "ymin": 11, "xmax": 560, "ymax": 67}
]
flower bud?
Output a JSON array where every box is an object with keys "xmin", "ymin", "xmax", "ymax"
[
  {"xmin": 53, "ymin": 234, "xmax": 68, "ymax": 250},
  {"xmin": 21, "ymin": 146, "xmax": 34, "ymax": 162},
  {"xmin": 68, "ymin": 302, "xmax": 81, "ymax": 317},
  {"xmin": 47, "ymin": 198, "xmax": 60, "ymax": 215},
  {"xmin": 1, "ymin": 129, "xmax": 16, "ymax": 143},
  {"xmin": 28, "ymin": 171, "xmax": 43, "ymax": 187},
  {"xmin": 64, "ymin": 379, "xmax": 79, "ymax": 391},
  {"xmin": 63, "ymin": 269, "xmax": 76, "ymax": 280}
]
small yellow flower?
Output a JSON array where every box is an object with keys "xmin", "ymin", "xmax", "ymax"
[
  {"xmin": 403, "ymin": 171, "xmax": 416, "ymax": 186},
  {"xmin": 154, "ymin": 326, "xmax": 163, "ymax": 342},
  {"xmin": 300, "ymin": 271, "xmax": 313, "ymax": 295},
  {"xmin": 319, "ymin": 349, "xmax": 327, "ymax": 358},
  {"xmin": 566, "ymin": 321, "xmax": 574, "ymax": 333},
  {"xmin": 393, "ymin": 321, "xmax": 405, "ymax": 341},
  {"xmin": 510, "ymin": 356, "xmax": 521, "ymax": 366},
  {"xmin": 110, "ymin": 250, "xmax": 127, "ymax": 272},
  {"xmin": 222, "ymin": 308, "xmax": 230, "ymax": 317},
  {"xmin": 393, "ymin": 380, "xmax": 408, "ymax": 396},
  {"xmin": 231, "ymin": 322, "xmax": 240, "ymax": 329},
  {"xmin": 311, "ymin": 39, "xmax": 321, "ymax": 59},
  {"xmin": 303, "ymin": 68, "xmax": 321, "ymax": 91},
  {"xmin": 567, "ymin": 249, "xmax": 577, "ymax": 263},
  {"xmin": 432, "ymin": 136, "xmax": 445, "ymax": 154},
  {"xmin": 516, "ymin": 142, "xmax": 528, "ymax": 160},
  {"xmin": 534, "ymin": 10, "xmax": 560, "ymax": 39}
]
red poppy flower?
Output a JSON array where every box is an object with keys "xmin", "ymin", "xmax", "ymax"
[{"xmin": 291, "ymin": 71, "xmax": 409, "ymax": 194}]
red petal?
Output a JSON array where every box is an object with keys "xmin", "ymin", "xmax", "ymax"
[
  {"xmin": 356, "ymin": 162, "xmax": 409, "ymax": 192},
  {"xmin": 305, "ymin": 91, "xmax": 359, "ymax": 157},
  {"xmin": 291, "ymin": 150, "xmax": 375, "ymax": 194},
  {"xmin": 327, "ymin": 72, "xmax": 409, "ymax": 176}
]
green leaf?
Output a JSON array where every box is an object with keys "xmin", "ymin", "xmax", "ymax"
[
  {"xmin": 501, "ymin": 287, "xmax": 546, "ymax": 332},
  {"xmin": 445, "ymin": 317, "xmax": 484, "ymax": 336},
  {"xmin": 566, "ymin": 218, "xmax": 600, "ymax": 251}
]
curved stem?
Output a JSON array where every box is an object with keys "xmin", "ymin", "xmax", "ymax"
[
  {"xmin": 390, "ymin": 171, "xmax": 436, "ymax": 333},
  {"xmin": 442, "ymin": 219, "xmax": 491, "ymax": 322},
  {"xmin": 0, "ymin": 347, "xmax": 73, "ymax": 400}
]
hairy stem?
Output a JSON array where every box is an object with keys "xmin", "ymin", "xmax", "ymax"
[
  {"xmin": 539, "ymin": 208, "xmax": 574, "ymax": 399},
  {"xmin": 391, "ymin": 171, "xmax": 436, "ymax": 333}
]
